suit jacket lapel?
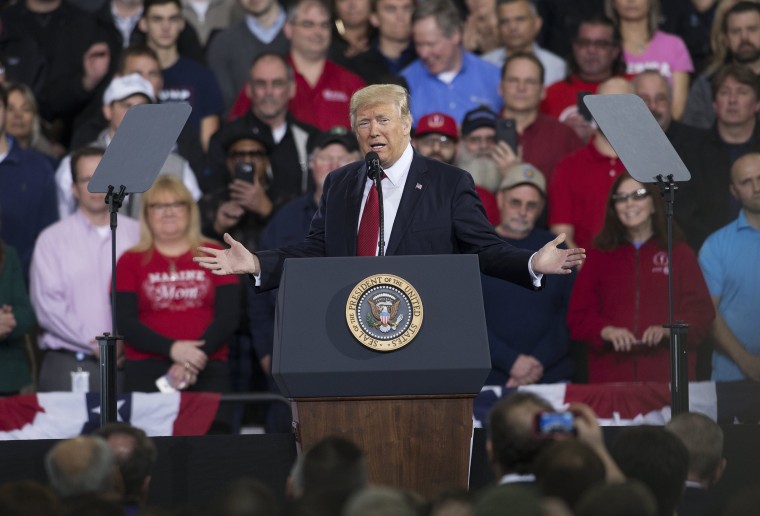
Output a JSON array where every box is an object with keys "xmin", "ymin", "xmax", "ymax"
[
  {"xmin": 345, "ymin": 162, "xmax": 367, "ymax": 255},
  {"xmin": 386, "ymin": 152, "xmax": 428, "ymax": 255}
]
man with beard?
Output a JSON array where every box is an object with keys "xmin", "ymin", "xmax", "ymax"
[
  {"xmin": 412, "ymin": 111, "xmax": 500, "ymax": 225},
  {"xmin": 207, "ymin": 52, "xmax": 320, "ymax": 201},
  {"xmin": 683, "ymin": 1, "xmax": 760, "ymax": 129},
  {"xmin": 456, "ymin": 105, "xmax": 503, "ymax": 193}
]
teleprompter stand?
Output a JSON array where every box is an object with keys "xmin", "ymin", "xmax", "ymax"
[
  {"xmin": 585, "ymin": 94, "xmax": 692, "ymax": 415},
  {"xmin": 88, "ymin": 103, "xmax": 191, "ymax": 425}
]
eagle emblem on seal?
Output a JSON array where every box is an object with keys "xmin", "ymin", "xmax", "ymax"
[{"xmin": 367, "ymin": 298, "xmax": 403, "ymax": 333}]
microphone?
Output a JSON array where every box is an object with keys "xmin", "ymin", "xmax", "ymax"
[
  {"xmin": 365, "ymin": 151, "xmax": 381, "ymax": 180},
  {"xmin": 364, "ymin": 152, "xmax": 385, "ymax": 256}
]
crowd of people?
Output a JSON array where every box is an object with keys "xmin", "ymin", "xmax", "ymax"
[
  {"xmin": 0, "ymin": 400, "xmax": 755, "ymax": 516},
  {"xmin": 0, "ymin": 0, "xmax": 757, "ymax": 434}
]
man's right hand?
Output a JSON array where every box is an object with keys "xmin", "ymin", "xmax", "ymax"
[
  {"xmin": 491, "ymin": 141, "xmax": 520, "ymax": 176},
  {"xmin": 195, "ymin": 233, "xmax": 260, "ymax": 276},
  {"xmin": 507, "ymin": 354, "xmax": 543, "ymax": 387}
]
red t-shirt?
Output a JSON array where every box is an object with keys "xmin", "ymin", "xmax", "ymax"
[
  {"xmin": 116, "ymin": 245, "xmax": 239, "ymax": 361},
  {"xmin": 476, "ymin": 186, "xmax": 500, "ymax": 226},
  {"xmin": 548, "ymin": 141, "xmax": 627, "ymax": 250},
  {"xmin": 227, "ymin": 58, "xmax": 365, "ymax": 128},
  {"xmin": 287, "ymin": 57, "xmax": 365, "ymax": 131},
  {"xmin": 540, "ymin": 75, "xmax": 603, "ymax": 120},
  {"xmin": 518, "ymin": 114, "xmax": 583, "ymax": 183}
]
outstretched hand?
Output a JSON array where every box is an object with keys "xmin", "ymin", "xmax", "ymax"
[
  {"xmin": 194, "ymin": 233, "xmax": 259, "ymax": 276},
  {"xmin": 531, "ymin": 233, "xmax": 585, "ymax": 275}
]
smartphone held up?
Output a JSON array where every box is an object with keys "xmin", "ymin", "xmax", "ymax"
[
  {"xmin": 233, "ymin": 162, "xmax": 255, "ymax": 182},
  {"xmin": 495, "ymin": 118, "xmax": 518, "ymax": 153},
  {"xmin": 534, "ymin": 411, "xmax": 577, "ymax": 437}
]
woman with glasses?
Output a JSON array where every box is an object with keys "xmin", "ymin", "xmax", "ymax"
[
  {"xmin": 567, "ymin": 174, "xmax": 714, "ymax": 383},
  {"xmin": 115, "ymin": 176, "xmax": 240, "ymax": 399}
]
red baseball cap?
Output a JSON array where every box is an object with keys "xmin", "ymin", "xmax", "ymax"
[{"xmin": 414, "ymin": 112, "xmax": 459, "ymax": 141}]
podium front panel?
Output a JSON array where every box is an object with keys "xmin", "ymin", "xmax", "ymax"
[{"xmin": 272, "ymin": 255, "xmax": 491, "ymax": 398}]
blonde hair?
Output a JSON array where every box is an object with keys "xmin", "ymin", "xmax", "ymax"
[
  {"xmin": 349, "ymin": 84, "xmax": 413, "ymax": 130},
  {"xmin": 132, "ymin": 175, "xmax": 207, "ymax": 255},
  {"xmin": 5, "ymin": 83, "xmax": 42, "ymax": 145},
  {"xmin": 605, "ymin": 0, "xmax": 660, "ymax": 40}
]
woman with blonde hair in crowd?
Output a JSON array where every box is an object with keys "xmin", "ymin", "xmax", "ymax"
[
  {"xmin": 115, "ymin": 175, "xmax": 240, "ymax": 396},
  {"xmin": 606, "ymin": 0, "xmax": 693, "ymax": 119},
  {"xmin": 5, "ymin": 83, "xmax": 64, "ymax": 162}
]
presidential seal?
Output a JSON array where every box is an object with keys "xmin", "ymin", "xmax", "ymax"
[{"xmin": 345, "ymin": 274, "xmax": 424, "ymax": 352}]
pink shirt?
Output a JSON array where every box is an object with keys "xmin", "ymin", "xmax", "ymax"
[
  {"xmin": 623, "ymin": 30, "xmax": 694, "ymax": 81},
  {"xmin": 30, "ymin": 210, "xmax": 141, "ymax": 354}
]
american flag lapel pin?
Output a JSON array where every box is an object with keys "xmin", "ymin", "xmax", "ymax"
[{"xmin": 415, "ymin": 183, "xmax": 422, "ymax": 190}]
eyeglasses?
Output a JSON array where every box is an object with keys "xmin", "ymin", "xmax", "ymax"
[
  {"xmin": 574, "ymin": 39, "xmax": 616, "ymax": 50},
  {"xmin": 416, "ymin": 134, "xmax": 457, "ymax": 148},
  {"xmin": 503, "ymin": 76, "xmax": 542, "ymax": 89},
  {"xmin": 612, "ymin": 188, "xmax": 649, "ymax": 203},
  {"xmin": 291, "ymin": 20, "xmax": 331, "ymax": 30},
  {"xmin": 229, "ymin": 150, "xmax": 267, "ymax": 160},
  {"xmin": 148, "ymin": 201, "xmax": 188, "ymax": 212}
]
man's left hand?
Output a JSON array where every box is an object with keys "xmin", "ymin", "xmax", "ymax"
[{"xmin": 531, "ymin": 233, "xmax": 585, "ymax": 275}]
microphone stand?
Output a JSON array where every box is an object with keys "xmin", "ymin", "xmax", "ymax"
[{"xmin": 375, "ymin": 170, "xmax": 385, "ymax": 257}]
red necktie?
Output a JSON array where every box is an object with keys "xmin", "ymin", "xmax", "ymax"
[{"xmin": 356, "ymin": 180, "xmax": 380, "ymax": 256}]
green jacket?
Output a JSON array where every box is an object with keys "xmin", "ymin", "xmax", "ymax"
[{"xmin": 0, "ymin": 244, "xmax": 36, "ymax": 393}]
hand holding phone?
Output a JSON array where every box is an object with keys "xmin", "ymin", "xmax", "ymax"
[
  {"xmin": 233, "ymin": 162, "xmax": 255, "ymax": 183},
  {"xmin": 495, "ymin": 118, "xmax": 518, "ymax": 153},
  {"xmin": 577, "ymin": 91, "xmax": 593, "ymax": 121},
  {"xmin": 534, "ymin": 411, "xmax": 576, "ymax": 437}
]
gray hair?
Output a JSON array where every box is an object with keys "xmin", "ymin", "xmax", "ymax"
[
  {"xmin": 412, "ymin": 0, "xmax": 462, "ymax": 38},
  {"xmin": 632, "ymin": 69, "xmax": 672, "ymax": 101},
  {"xmin": 287, "ymin": 0, "xmax": 330, "ymax": 23},
  {"xmin": 45, "ymin": 436, "xmax": 116, "ymax": 498}
]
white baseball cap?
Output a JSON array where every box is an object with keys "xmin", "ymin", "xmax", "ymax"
[{"xmin": 103, "ymin": 73, "xmax": 156, "ymax": 105}]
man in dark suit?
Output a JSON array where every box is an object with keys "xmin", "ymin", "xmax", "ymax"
[{"xmin": 195, "ymin": 84, "xmax": 585, "ymax": 287}]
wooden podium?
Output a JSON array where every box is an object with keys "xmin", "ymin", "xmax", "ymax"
[{"xmin": 272, "ymin": 255, "xmax": 491, "ymax": 497}]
